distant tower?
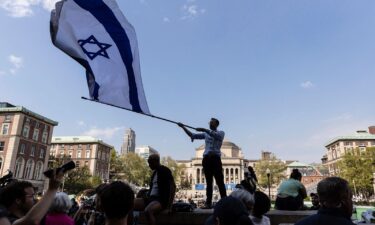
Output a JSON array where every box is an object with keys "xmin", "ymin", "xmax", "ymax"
[{"xmin": 121, "ymin": 128, "xmax": 136, "ymax": 155}]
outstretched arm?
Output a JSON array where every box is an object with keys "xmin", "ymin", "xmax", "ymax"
[
  {"xmin": 196, "ymin": 128, "xmax": 224, "ymax": 141},
  {"xmin": 13, "ymin": 169, "xmax": 63, "ymax": 225}
]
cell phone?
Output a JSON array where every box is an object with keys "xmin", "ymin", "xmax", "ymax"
[{"xmin": 43, "ymin": 161, "xmax": 76, "ymax": 178}]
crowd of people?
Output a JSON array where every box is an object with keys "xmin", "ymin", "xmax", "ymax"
[{"xmin": 0, "ymin": 118, "xmax": 358, "ymax": 225}]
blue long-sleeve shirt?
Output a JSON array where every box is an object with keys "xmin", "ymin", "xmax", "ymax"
[{"xmin": 192, "ymin": 130, "xmax": 225, "ymax": 157}]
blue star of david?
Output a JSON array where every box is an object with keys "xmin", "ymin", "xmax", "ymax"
[{"xmin": 78, "ymin": 35, "xmax": 112, "ymax": 60}]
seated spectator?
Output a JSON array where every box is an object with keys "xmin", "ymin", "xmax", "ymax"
[
  {"xmin": 250, "ymin": 191, "xmax": 271, "ymax": 225},
  {"xmin": 45, "ymin": 192, "xmax": 74, "ymax": 225},
  {"xmin": 230, "ymin": 187, "xmax": 254, "ymax": 211},
  {"xmin": 295, "ymin": 177, "xmax": 355, "ymax": 225},
  {"xmin": 205, "ymin": 196, "xmax": 253, "ymax": 225},
  {"xmin": 0, "ymin": 169, "xmax": 63, "ymax": 225},
  {"xmin": 275, "ymin": 169, "xmax": 307, "ymax": 210},
  {"xmin": 134, "ymin": 154, "xmax": 176, "ymax": 225},
  {"xmin": 99, "ymin": 181, "xmax": 134, "ymax": 225},
  {"xmin": 309, "ymin": 193, "xmax": 320, "ymax": 210}
]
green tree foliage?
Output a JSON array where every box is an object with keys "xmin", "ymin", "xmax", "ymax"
[
  {"xmin": 338, "ymin": 147, "xmax": 375, "ymax": 199},
  {"xmin": 63, "ymin": 166, "xmax": 93, "ymax": 194},
  {"xmin": 161, "ymin": 156, "xmax": 184, "ymax": 183},
  {"xmin": 49, "ymin": 155, "xmax": 103, "ymax": 194},
  {"xmin": 254, "ymin": 155, "xmax": 287, "ymax": 188},
  {"xmin": 109, "ymin": 150, "xmax": 151, "ymax": 186}
]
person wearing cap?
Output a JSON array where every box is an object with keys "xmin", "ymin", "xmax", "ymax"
[
  {"xmin": 205, "ymin": 196, "xmax": 253, "ymax": 225},
  {"xmin": 309, "ymin": 193, "xmax": 320, "ymax": 210},
  {"xmin": 178, "ymin": 118, "xmax": 226, "ymax": 209}
]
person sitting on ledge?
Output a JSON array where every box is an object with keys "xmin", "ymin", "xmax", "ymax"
[
  {"xmin": 205, "ymin": 196, "xmax": 254, "ymax": 225},
  {"xmin": 309, "ymin": 193, "xmax": 320, "ymax": 210},
  {"xmin": 275, "ymin": 169, "xmax": 307, "ymax": 210},
  {"xmin": 134, "ymin": 154, "xmax": 176, "ymax": 225},
  {"xmin": 250, "ymin": 191, "xmax": 271, "ymax": 225},
  {"xmin": 295, "ymin": 177, "xmax": 355, "ymax": 225}
]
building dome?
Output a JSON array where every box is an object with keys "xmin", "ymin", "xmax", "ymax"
[{"xmin": 195, "ymin": 139, "xmax": 242, "ymax": 158}]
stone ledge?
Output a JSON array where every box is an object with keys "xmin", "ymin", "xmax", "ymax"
[{"xmin": 138, "ymin": 209, "xmax": 317, "ymax": 225}]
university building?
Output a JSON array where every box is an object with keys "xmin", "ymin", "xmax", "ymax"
[
  {"xmin": 323, "ymin": 126, "xmax": 375, "ymax": 175},
  {"xmin": 135, "ymin": 145, "xmax": 159, "ymax": 160},
  {"xmin": 50, "ymin": 136, "xmax": 112, "ymax": 181},
  {"xmin": 0, "ymin": 102, "xmax": 58, "ymax": 191}
]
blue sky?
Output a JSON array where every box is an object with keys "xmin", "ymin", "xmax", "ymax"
[{"xmin": 1, "ymin": 0, "xmax": 375, "ymax": 163}]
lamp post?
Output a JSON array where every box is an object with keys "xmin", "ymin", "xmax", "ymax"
[{"xmin": 266, "ymin": 168, "xmax": 271, "ymax": 199}]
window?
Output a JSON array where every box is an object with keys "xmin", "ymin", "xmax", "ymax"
[
  {"xmin": 76, "ymin": 161, "xmax": 80, "ymax": 168},
  {"xmin": 0, "ymin": 142, "xmax": 4, "ymax": 151},
  {"xmin": 1, "ymin": 124, "xmax": 9, "ymax": 135},
  {"xmin": 32, "ymin": 129, "xmax": 39, "ymax": 141},
  {"xmin": 78, "ymin": 144, "xmax": 82, "ymax": 149},
  {"xmin": 68, "ymin": 151, "xmax": 73, "ymax": 158},
  {"xmin": 84, "ymin": 161, "xmax": 89, "ymax": 167},
  {"xmin": 4, "ymin": 115, "xmax": 11, "ymax": 122},
  {"xmin": 0, "ymin": 157, "xmax": 3, "ymax": 170},
  {"xmin": 24, "ymin": 159, "xmax": 34, "ymax": 179},
  {"xmin": 33, "ymin": 162, "xmax": 43, "ymax": 180},
  {"xmin": 39, "ymin": 149, "xmax": 45, "ymax": 158},
  {"xmin": 30, "ymin": 146, "xmax": 35, "ymax": 156},
  {"xmin": 85, "ymin": 150, "xmax": 90, "ymax": 158},
  {"xmin": 77, "ymin": 150, "xmax": 82, "ymax": 158},
  {"xmin": 86, "ymin": 144, "xmax": 90, "ymax": 150},
  {"xmin": 41, "ymin": 131, "xmax": 48, "ymax": 143},
  {"xmin": 22, "ymin": 125, "xmax": 30, "ymax": 138},
  {"xmin": 35, "ymin": 122, "xmax": 40, "ymax": 129},
  {"xmin": 15, "ymin": 157, "xmax": 25, "ymax": 178},
  {"xmin": 59, "ymin": 150, "xmax": 64, "ymax": 158},
  {"xmin": 70, "ymin": 145, "xmax": 73, "ymax": 150},
  {"xmin": 20, "ymin": 144, "xmax": 25, "ymax": 154}
]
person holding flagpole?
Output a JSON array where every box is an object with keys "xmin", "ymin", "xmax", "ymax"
[{"xmin": 178, "ymin": 118, "xmax": 227, "ymax": 209}]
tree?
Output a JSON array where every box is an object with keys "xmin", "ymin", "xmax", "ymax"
[
  {"xmin": 338, "ymin": 147, "xmax": 375, "ymax": 200},
  {"xmin": 254, "ymin": 155, "xmax": 287, "ymax": 188},
  {"xmin": 63, "ymin": 166, "xmax": 93, "ymax": 194},
  {"xmin": 161, "ymin": 156, "xmax": 184, "ymax": 184},
  {"xmin": 109, "ymin": 151, "xmax": 151, "ymax": 186}
]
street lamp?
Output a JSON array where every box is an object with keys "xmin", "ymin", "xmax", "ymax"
[{"xmin": 266, "ymin": 168, "xmax": 271, "ymax": 199}]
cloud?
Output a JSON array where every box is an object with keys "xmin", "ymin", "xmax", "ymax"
[
  {"xmin": 163, "ymin": 17, "xmax": 170, "ymax": 23},
  {"xmin": 0, "ymin": 0, "xmax": 58, "ymax": 17},
  {"xmin": 8, "ymin": 54, "xmax": 23, "ymax": 74},
  {"xmin": 300, "ymin": 81, "xmax": 314, "ymax": 89},
  {"xmin": 181, "ymin": 1, "xmax": 206, "ymax": 20},
  {"xmin": 77, "ymin": 120, "xmax": 85, "ymax": 126},
  {"xmin": 82, "ymin": 126, "xmax": 124, "ymax": 139}
]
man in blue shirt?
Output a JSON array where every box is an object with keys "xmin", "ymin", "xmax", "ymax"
[{"xmin": 178, "ymin": 118, "xmax": 227, "ymax": 208}]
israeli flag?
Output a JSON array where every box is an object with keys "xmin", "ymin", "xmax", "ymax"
[{"xmin": 50, "ymin": 0, "xmax": 150, "ymax": 114}]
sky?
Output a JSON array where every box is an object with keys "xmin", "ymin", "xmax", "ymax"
[{"xmin": 0, "ymin": 0, "xmax": 375, "ymax": 163}]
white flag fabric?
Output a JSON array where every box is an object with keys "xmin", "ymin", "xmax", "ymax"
[{"xmin": 50, "ymin": 0, "xmax": 150, "ymax": 114}]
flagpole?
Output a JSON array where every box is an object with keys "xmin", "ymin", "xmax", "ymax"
[{"xmin": 81, "ymin": 97, "xmax": 198, "ymax": 130}]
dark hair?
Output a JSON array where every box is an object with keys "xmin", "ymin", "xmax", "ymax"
[
  {"xmin": 252, "ymin": 191, "xmax": 271, "ymax": 218},
  {"xmin": 213, "ymin": 196, "xmax": 252, "ymax": 225},
  {"xmin": 100, "ymin": 181, "xmax": 134, "ymax": 220},
  {"xmin": 0, "ymin": 181, "xmax": 33, "ymax": 208},
  {"xmin": 317, "ymin": 177, "xmax": 350, "ymax": 207},
  {"xmin": 211, "ymin": 118, "xmax": 220, "ymax": 126},
  {"xmin": 290, "ymin": 169, "xmax": 302, "ymax": 181}
]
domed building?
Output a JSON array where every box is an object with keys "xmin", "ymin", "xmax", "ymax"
[{"xmin": 177, "ymin": 139, "xmax": 248, "ymax": 192}]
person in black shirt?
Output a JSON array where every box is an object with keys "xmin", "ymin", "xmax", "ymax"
[
  {"xmin": 309, "ymin": 193, "xmax": 320, "ymax": 210},
  {"xmin": 295, "ymin": 177, "xmax": 355, "ymax": 225},
  {"xmin": 134, "ymin": 154, "xmax": 176, "ymax": 225}
]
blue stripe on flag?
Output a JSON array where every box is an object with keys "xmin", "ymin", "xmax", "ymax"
[
  {"xmin": 74, "ymin": 57, "xmax": 100, "ymax": 100},
  {"xmin": 73, "ymin": 0, "xmax": 142, "ymax": 113}
]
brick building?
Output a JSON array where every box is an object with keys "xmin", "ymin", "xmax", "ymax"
[
  {"xmin": 0, "ymin": 102, "xmax": 58, "ymax": 191},
  {"xmin": 50, "ymin": 136, "xmax": 112, "ymax": 181}
]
